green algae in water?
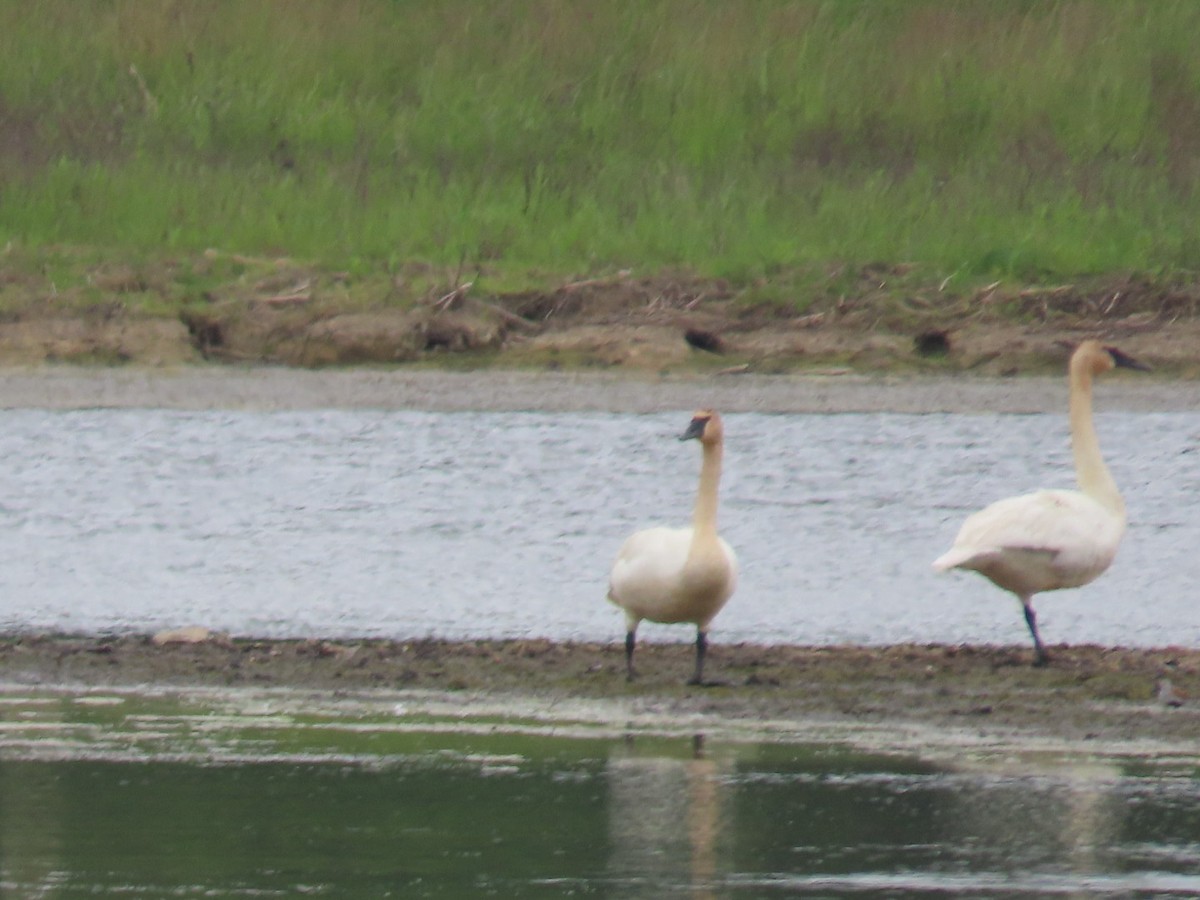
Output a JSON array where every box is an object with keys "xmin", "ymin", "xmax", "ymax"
[{"xmin": 1, "ymin": 688, "xmax": 1200, "ymax": 897}]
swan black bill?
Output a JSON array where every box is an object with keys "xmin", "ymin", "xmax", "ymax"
[
  {"xmin": 680, "ymin": 416, "xmax": 710, "ymax": 441},
  {"xmin": 1105, "ymin": 347, "xmax": 1152, "ymax": 372}
]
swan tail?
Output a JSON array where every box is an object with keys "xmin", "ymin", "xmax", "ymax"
[{"xmin": 932, "ymin": 545, "xmax": 990, "ymax": 572}]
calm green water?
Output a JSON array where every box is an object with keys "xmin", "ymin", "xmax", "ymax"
[{"xmin": 0, "ymin": 690, "xmax": 1198, "ymax": 897}]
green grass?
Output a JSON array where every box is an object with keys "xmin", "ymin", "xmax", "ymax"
[{"xmin": 1, "ymin": 1, "xmax": 1199, "ymax": 290}]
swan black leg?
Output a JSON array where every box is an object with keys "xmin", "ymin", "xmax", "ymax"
[
  {"xmin": 687, "ymin": 630, "xmax": 708, "ymax": 685},
  {"xmin": 1023, "ymin": 601, "xmax": 1048, "ymax": 667},
  {"xmin": 624, "ymin": 630, "xmax": 637, "ymax": 681}
]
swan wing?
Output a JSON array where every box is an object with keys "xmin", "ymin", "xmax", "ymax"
[
  {"xmin": 609, "ymin": 526, "xmax": 693, "ymax": 613},
  {"xmin": 934, "ymin": 489, "xmax": 1124, "ymax": 591}
]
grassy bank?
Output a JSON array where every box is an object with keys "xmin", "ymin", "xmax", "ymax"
[{"xmin": 1, "ymin": 0, "xmax": 1199, "ymax": 295}]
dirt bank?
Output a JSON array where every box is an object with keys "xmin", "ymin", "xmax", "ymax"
[
  {"xmin": 4, "ymin": 634, "xmax": 1197, "ymax": 755},
  {"xmin": 3, "ymin": 259, "xmax": 1200, "ymax": 377}
]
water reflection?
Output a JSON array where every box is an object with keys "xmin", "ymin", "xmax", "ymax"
[
  {"xmin": 946, "ymin": 759, "xmax": 1124, "ymax": 898},
  {"xmin": 725, "ymin": 751, "xmax": 1200, "ymax": 897},
  {"xmin": 0, "ymin": 730, "xmax": 1198, "ymax": 898},
  {"xmin": 0, "ymin": 748, "xmax": 63, "ymax": 896},
  {"xmin": 607, "ymin": 734, "xmax": 724, "ymax": 899}
]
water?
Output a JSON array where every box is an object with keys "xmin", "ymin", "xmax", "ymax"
[
  {"xmin": 1, "ymin": 408, "xmax": 1198, "ymax": 647},
  {"xmin": 0, "ymin": 687, "xmax": 1198, "ymax": 898}
]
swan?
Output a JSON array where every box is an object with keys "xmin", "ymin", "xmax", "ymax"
[
  {"xmin": 608, "ymin": 410, "xmax": 738, "ymax": 684},
  {"xmin": 933, "ymin": 340, "xmax": 1149, "ymax": 665}
]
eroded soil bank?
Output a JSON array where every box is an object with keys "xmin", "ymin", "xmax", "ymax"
[
  {"xmin": 3, "ymin": 634, "xmax": 1197, "ymax": 755},
  {"xmin": 4, "ymin": 260, "xmax": 1200, "ymax": 377}
]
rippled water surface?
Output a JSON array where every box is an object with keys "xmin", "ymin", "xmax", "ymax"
[
  {"xmin": 1, "ymin": 687, "xmax": 1198, "ymax": 899},
  {"xmin": 1, "ymin": 409, "xmax": 1197, "ymax": 647}
]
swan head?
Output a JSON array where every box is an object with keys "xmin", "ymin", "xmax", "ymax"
[
  {"xmin": 1071, "ymin": 340, "xmax": 1151, "ymax": 376},
  {"xmin": 680, "ymin": 409, "xmax": 723, "ymax": 445},
  {"xmin": 1104, "ymin": 345, "xmax": 1152, "ymax": 373}
]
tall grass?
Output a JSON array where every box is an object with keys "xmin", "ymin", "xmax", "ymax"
[{"xmin": 1, "ymin": 0, "xmax": 1199, "ymax": 283}]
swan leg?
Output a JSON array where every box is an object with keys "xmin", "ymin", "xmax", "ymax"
[
  {"xmin": 687, "ymin": 630, "xmax": 708, "ymax": 686},
  {"xmin": 624, "ymin": 630, "xmax": 637, "ymax": 681},
  {"xmin": 1022, "ymin": 600, "xmax": 1049, "ymax": 667}
]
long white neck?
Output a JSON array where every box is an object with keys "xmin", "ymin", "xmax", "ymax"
[
  {"xmin": 1069, "ymin": 355, "xmax": 1124, "ymax": 517},
  {"xmin": 690, "ymin": 441, "xmax": 722, "ymax": 547}
]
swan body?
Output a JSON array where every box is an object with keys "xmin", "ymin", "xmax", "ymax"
[
  {"xmin": 933, "ymin": 489, "xmax": 1123, "ymax": 597},
  {"xmin": 933, "ymin": 341, "xmax": 1148, "ymax": 665},
  {"xmin": 608, "ymin": 410, "xmax": 738, "ymax": 684},
  {"xmin": 610, "ymin": 527, "xmax": 737, "ymax": 626}
]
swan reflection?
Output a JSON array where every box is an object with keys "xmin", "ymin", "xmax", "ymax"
[{"xmin": 606, "ymin": 734, "xmax": 726, "ymax": 899}]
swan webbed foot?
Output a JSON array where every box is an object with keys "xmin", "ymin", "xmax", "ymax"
[{"xmin": 624, "ymin": 630, "xmax": 637, "ymax": 681}]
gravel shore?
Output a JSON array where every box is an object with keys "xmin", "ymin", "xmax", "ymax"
[{"xmin": 2, "ymin": 365, "xmax": 1200, "ymax": 413}]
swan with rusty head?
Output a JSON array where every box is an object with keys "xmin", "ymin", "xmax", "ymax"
[
  {"xmin": 608, "ymin": 409, "xmax": 738, "ymax": 684},
  {"xmin": 933, "ymin": 340, "xmax": 1149, "ymax": 665}
]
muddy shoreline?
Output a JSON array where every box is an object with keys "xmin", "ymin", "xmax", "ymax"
[{"xmin": 2, "ymin": 633, "xmax": 1197, "ymax": 757}]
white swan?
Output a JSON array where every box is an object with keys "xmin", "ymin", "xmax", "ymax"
[
  {"xmin": 933, "ymin": 340, "xmax": 1149, "ymax": 665},
  {"xmin": 608, "ymin": 410, "xmax": 738, "ymax": 684}
]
